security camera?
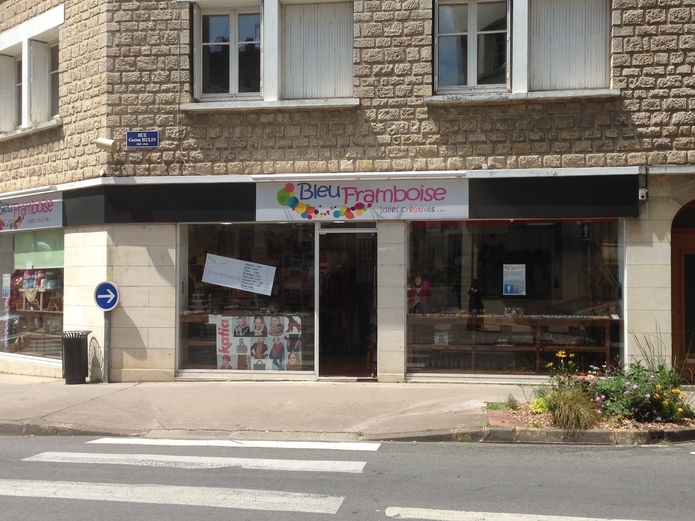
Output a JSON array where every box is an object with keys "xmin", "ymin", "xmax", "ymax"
[
  {"xmin": 94, "ymin": 137, "xmax": 118, "ymax": 152},
  {"xmin": 638, "ymin": 188, "xmax": 648, "ymax": 201}
]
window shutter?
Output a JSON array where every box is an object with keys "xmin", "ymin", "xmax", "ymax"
[
  {"xmin": 30, "ymin": 40, "xmax": 51, "ymax": 124},
  {"xmin": 282, "ymin": 3, "xmax": 352, "ymax": 99},
  {"xmin": 529, "ymin": 0, "xmax": 609, "ymax": 91},
  {"xmin": 0, "ymin": 55, "xmax": 14, "ymax": 133}
]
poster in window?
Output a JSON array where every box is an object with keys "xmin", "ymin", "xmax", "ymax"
[{"xmin": 503, "ymin": 264, "xmax": 526, "ymax": 296}]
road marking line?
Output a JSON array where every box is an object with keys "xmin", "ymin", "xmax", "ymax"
[
  {"xmin": 385, "ymin": 507, "xmax": 650, "ymax": 521},
  {"xmin": 88, "ymin": 437, "xmax": 380, "ymax": 451},
  {"xmin": 24, "ymin": 452, "xmax": 366, "ymax": 473},
  {"xmin": 0, "ymin": 479, "xmax": 343, "ymax": 514}
]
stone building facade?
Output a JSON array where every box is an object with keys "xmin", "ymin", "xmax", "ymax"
[{"xmin": 1, "ymin": 0, "xmax": 695, "ymax": 383}]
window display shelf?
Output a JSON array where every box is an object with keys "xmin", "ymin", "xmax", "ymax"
[{"xmin": 408, "ymin": 314, "xmax": 618, "ymax": 374}]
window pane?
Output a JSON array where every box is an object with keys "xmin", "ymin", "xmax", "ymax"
[
  {"xmin": 182, "ymin": 224, "xmax": 315, "ymax": 372},
  {"xmin": 202, "ymin": 46, "xmax": 230, "ymax": 93},
  {"xmin": 477, "ymin": 33, "xmax": 505, "ymax": 84},
  {"xmin": 438, "ymin": 35, "xmax": 467, "ymax": 87},
  {"xmin": 50, "ymin": 46, "xmax": 59, "ymax": 116},
  {"xmin": 238, "ymin": 44, "xmax": 260, "ymax": 92},
  {"xmin": 15, "ymin": 59, "xmax": 22, "ymax": 126},
  {"xmin": 476, "ymin": 1, "xmax": 506, "ymax": 85},
  {"xmin": 238, "ymin": 13, "xmax": 260, "ymax": 93},
  {"xmin": 203, "ymin": 15, "xmax": 230, "ymax": 44},
  {"xmin": 477, "ymin": 1, "xmax": 506, "ymax": 31},
  {"xmin": 438, "ymin": 4, "xmax": 468, "ymax": 34},
  {"xmin": 406, "ymin": 221, "xmax": 623, "ymax": 375},
  {"xmin": 202, "ymin": 15, "xmax": 231, "ymax": 94},
  {"xmin": 238, "ymin": 13, "xmax": 260, "ymax": 43}
]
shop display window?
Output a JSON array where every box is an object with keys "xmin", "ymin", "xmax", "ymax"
[
  {"xmin": 1, "ymin": 229, "xmax": 64, "ymax": 359},
  {"xmin": 407, "ymin": 220, "xmax": 623, "ymax": 375},
  {"xmin": 180, "ymin": 223, "xmax": 314, "ymax": 371}
]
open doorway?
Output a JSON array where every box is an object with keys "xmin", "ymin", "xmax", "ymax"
[
  {"xmin": 318, "ymin": 231, "xmax": 376, "ymax": 378},
  {"xmin": 672, "ymin": 204, "xmax": 695, "ymax": 383}
]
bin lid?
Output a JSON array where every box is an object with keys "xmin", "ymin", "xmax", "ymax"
[{"xmin": 62, "ymin": 330, "xmax": 92, "ymax": 338}]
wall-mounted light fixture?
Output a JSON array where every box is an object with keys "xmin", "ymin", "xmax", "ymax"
[{"xmin": 94, "ymin": 137, "xmax": 118, "ymax": 152}]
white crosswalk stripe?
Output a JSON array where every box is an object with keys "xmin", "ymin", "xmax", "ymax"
[
  {"xmin": 88, "ymin": 437, "xmax": 381, "ymax": 451},
  {"xmin": 0, "ymin": 479, "xmax": 344, "ymax": 514},
  {"xmin": 24, "ymin": 451, "xmax": 367, "ymax": 473},
  {"xmin": 5, "ymin": 438, "xmax": 373, "ymax": 515},
  {"xmin": 385, "ymin": 507, "xmax": 650, "ymax": 521}
]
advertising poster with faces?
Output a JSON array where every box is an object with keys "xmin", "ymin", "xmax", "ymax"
[{"xmin": 216, "ymin": 315, "xmax": 302, "ymax": 371}]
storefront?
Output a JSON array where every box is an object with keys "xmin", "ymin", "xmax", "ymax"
[
  {"xmin": 1, "ymin": 170, "xmax": 641, "ymax": 381},
  {"xmin": 0, "ymin": 193, "xmax": 64, "ymax": 370}
]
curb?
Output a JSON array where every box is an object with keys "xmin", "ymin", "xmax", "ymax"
[
  {"xmin": 453, "ymin": 425, "xmax": 695, "ymax": 445},
  {"xmin": 2, "ymin": 420, "xmax": 695, "ymax": 445},
  {"xmin": 0, "ymin": 421, "xmax": 145, "ymax": 438}
]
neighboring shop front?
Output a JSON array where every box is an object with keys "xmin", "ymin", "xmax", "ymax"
[{"xmin": 0, "ymin": 191, "xmax": 65, "ymax": 376}]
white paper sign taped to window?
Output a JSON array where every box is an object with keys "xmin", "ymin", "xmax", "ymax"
[{"xmin": 202, "ymin": 254, "xmax": 276, "ymax": 296}]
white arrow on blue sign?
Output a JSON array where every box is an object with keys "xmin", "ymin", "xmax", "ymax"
[{"xmin": 94, "ymin": 281, "xmax": 120, "ymax": 311}]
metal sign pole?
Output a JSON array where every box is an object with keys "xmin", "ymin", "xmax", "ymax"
[{"xmin": 103, "ymin": 310, "xmax": 111, "ymax": 384}]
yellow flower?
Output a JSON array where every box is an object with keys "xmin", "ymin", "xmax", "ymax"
[
  {"xmin": 678, "ymin": 408, "xmax": 684, "ymax": 413},
  {"xmin": 546, "ymin": 362, "xmax": 554, "ymax": 368},
  {"xmin": 556, "ymin": 350, "xmax": 566, "ymax": 359},
  {"xmin": 654, "ymin": 393, "xmax": 660, "ymax": 399},
  {"xmin": 569, "ymin": 352, "xmax": 575, "ymax": 358},
  {"xmin": 663, "ymin": 400, "xmax": 669, "ymax": 406},
  {"xmin": 672, "ymin": 388, "xmax": 680, "ymax": 395},
  {"xmin": 656, "ymin": 384, "xmax": 662, "ymax": 389}
]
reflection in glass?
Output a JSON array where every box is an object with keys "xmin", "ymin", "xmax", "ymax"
[
  {"xmin": 181, "ymin": 224, "xmax": 315, "ymax": 372},
  {"xmin": 476, "ymin": 1, "xmax": 506, "ymax": 85},
  {"xmin": 406, "ymin": 221, "xmax": 623, "ymax": 375},
  {"xmin": 438, "ymin": 36, "xmax": 467, "ymax": 87},
  {"xmin": 438, "ymin": 4, "xmax": 468, "ymax": 87},
  {"xmin": 237, "ymin": 13, "xmax": 260, "ymax": 92},
  {"xmin": 202, "ymin": 15, "xmax": 231, "ymax": 94}
]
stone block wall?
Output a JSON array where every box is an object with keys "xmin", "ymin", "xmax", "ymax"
[
  {"xmin": 1, "ymin": 0, "xmax": 695, "ymax": 188},
  {"xmin": 0, "ymin": 0, "xmax": 108, "ymax": 192}
]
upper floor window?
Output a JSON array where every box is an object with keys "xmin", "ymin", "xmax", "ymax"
[
  {"xmin": 0, "ymin": 6, "xmax": 64, "ymax": 135},
  {"xmin": 437, "ymin": 0, "xmax": 507, "ymax": 90},
  {"xmin": 201, "ymin": 11, "xmax": 261, "ymax": 96},
  {"xmin": 435, "ymin": 0, "xmax": 610, "ymax": 95},
  {"xmin": 192, "ymin": 1, "xmax": 353, "ymax": 102}
]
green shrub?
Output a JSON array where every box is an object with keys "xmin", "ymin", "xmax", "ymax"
[
  {"xmin": 590, "ymin": 361, "xmax": 693, "ymax": 423},
  {"xmin": 529, "ymin": 396, "xmax": 550, "ymax": 414}
]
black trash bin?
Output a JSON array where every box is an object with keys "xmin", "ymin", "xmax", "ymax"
[{"xmin": 62, "ymin": 330, "xmax": 92, "ymax": 385}]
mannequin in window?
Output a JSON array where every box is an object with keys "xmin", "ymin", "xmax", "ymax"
[
  {"xmin": 467, "ymin": 279, "xmax": 484, "ymax": 331},
  {"xmin": 408, "ymin": 271, "xmax": 432, "ymax": 314}
]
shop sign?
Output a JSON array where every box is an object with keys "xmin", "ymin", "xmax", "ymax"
[
  {"xmin": 202, "ymin": 253, "xmax": 276, "ymax": 296},
  {"xmin": 256, "ymin": 179, "xmax": 469, "ymax": 221},
  {"xmin": 0, "ymin": 193, "xmax": 63, "ymax": 233}
]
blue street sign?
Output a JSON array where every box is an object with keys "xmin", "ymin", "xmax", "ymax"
[
  {"xmin": 95, "ymin": 281, "xmax": 119, "ymax": 311},
  {"xmin": 126, "ymin": 130, "xmax": 159, "ymax": 148}
]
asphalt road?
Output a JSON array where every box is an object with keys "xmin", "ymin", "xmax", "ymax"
[{"xmin": 0, "ymin": 436, "xmax": 692, "ymax": 521}]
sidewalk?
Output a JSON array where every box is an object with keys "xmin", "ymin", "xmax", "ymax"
[
  {"xmin": 0, "ymin": 373, "xmax": 526, "ymax": 441},
  {"xmin": 1, "ymin": 374, "xmax": 693, "ymax": 444}
]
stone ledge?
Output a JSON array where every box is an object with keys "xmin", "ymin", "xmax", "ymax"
[{"xmin": 180, "ymin": 98, "xmax": 360, "ymax": 113}]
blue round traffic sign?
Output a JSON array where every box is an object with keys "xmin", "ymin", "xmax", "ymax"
[{"xmin": 94, "ymin": 281, "xmax": 119, "ymax": 311}]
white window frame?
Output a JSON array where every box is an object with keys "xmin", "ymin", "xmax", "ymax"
[
  {"xmin": 180, "ymin": 0, "xmax": 359, "ymax": 112},
  {"xmin": 435, "ymin": 0, "xmax": 509, "ymax": 94},
  {"xmin": 194, "ymin": 5, "xmax": 262, "ymax": 101},
  {"xmin": 0, "ymin": 5, "xmax": 64, "ymax": 137},
  {"xmin": 432, "ymin": 0, "xmax": 617, "ymax": 102}
]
